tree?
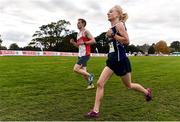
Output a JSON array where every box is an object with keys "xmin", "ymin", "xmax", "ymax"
[
  {"xmin": 155, "ymin": 40, "xmax": 170, "ymax": 54},
  {"xmin": 124, "ymin": 44, "xmax": 142, "ymax": 54},
  {"xmin": 137, "ymin": 44, "xmax": 150, "ymax": 54},
  {"xmin": 30, "ymin": 20, "xmax": 71, "ymax": 51},
  {"xmin": 0, "ymin": 35, "xmax": 7, "ymax": 50},
  {"xmin": 0, "ymin": 35, "xmax": 2, "ymax": 46},
  {"xmin": 95, "ymin": 32, "xmax": 109, "ymax": 53},
  {"xmin": 0, "ymin": 46, "xmax": 7, "ymax": 50},
  {"xmin": 21, "ymin": 46, "xmax": 39, "ymax": 51},
  {"xmin": 9, "ymin": 43, "xmax": 19, "ymax": 50},
  {"xmin": 170, "ymin": 41, "xmax": 180, "ymax": 52},
  {"xmin": 54, "ymin": 31, "xmax": 78, "ymax": 52},
  {"xmin": 148, "ymin": 43, "xmax": 156, "ymax": 54}
]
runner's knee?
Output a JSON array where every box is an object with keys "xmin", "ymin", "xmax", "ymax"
[
  {"xmin": 73, "ymin": 66, "xmax": 80, "ymax": 72},
  {"xmin": 97, "ymin": 80, "xmax": 105, "ymax": 89},
  {"xmin": 125, "ymin": 83, "xmax": 132, "ymax": 89}
]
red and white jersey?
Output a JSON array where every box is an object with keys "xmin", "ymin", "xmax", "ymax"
[{"xmin": 77, "ymin": 29, "xmax": 91, "ymax": 57}]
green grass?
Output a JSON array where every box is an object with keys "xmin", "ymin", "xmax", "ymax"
[{"xmin": 0, "ymin": 56, "xmax": 179, "ymax": 121}]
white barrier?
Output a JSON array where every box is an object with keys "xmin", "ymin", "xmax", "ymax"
[
  {"xmin": 1, "ymin": 50, "xmax": 178, "ymax": 57},
  {"xmin": 0, "ymin": 50, "xmax": 107, "ymax": 57}
]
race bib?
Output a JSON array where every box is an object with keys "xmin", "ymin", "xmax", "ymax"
[
  {"xmin": 79, "ymin": 45, "xmax": 86, "ymax": 57},
  {"xmin": 109, "ymin": 42, "xmax": 115, "ymax": 53}
]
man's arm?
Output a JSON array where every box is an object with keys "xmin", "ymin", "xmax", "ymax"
[
  {"xmin": 84, "ymin": 30, "xmax": 96, "ymax": 45},
  {"xmin": 70, "ymin": 39, "xmax": 78, "ymax": 48}
]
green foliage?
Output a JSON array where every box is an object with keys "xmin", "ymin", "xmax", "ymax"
[
  {"xmin": 55, "ymin": 32, "xmax": 78, "ymax": 52},
  {"xmin": 9, "ymin": 43, "xmax": 19, "ymax": 50},
  {"xmin": 148, "ymin": 44, "xmax": 156, "ymax": 54},
  {"xmin": 0, "ymin": 56, "xmax": 179, "ymax": 121},
  {"xmin": 20, "ymin": 46, "xmax": 40, "ymax": 51},
  {"xmin": 137, "ymin": 44, "xmax": 150, "ymax": 53},
  {"xmin": 125, "ymin": 44, "xmax": 142, "ymax": 54},
  {"xmin": 0, "ymin": 46, "xmax": 7, "ymax": 50},
  {"xmin": 0, "ymin": 35, "xmax": 7, "ymax": 50},
  {"xmin": 95, "ymin": 32, "xmax": 109, "ymax": 53},
  {"xmin": 170, "ymin": 41, "xmax": 180, "ymax": 52},
  {"xmin": 31, "ymin": 20, "xmax": 71, "ymax": 51},
  {"xmin": 0, "ymin": 35, "xmax": 2, "ymax": 45}
]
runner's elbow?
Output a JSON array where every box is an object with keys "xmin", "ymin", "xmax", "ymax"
[{"xmin": 124, "ymin": 38, "xmax": 129, "ymax": 45}]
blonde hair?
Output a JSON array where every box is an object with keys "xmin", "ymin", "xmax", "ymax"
[{"xmin": 113, "ymin": 5, "xmax": 128, "ymax": 22}]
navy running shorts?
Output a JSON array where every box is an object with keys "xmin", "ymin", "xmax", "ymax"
[
  {"xmin": 77, "ymin": 56, "xmax": 90, "ymax": 67},
  {"xmin": 106, "ymin": 58, "xmax": 132, "ymax": 76}
]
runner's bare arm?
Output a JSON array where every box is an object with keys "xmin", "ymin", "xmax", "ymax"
[
  {"xmin": 84, "ymin": 30, "xmax": 96, "ymax": 45},
  {"xmin": 70, "ymin": 39, "xmax": 78, "ymax": 47},
  {"xmin": 113, "ymin": 23, "xmax": 129, "ymax": 45}
]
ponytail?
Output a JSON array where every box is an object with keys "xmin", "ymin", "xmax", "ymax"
[
  {"xmin": 113, "ymin": 5, "xmax": 128, "ymax": 22},
  {"xmin": 122, "ymin": 13, "xmax": 128, "ymax": 22}
]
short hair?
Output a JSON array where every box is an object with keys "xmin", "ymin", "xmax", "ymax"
[{"xmin": 78, "ymin": 18, "xmax": 86, "ymax": 27}]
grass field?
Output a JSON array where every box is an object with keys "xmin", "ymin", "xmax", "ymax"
[{"xmin": 0, "ymin": 56, "xmax": 179, "ymax": 121}]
